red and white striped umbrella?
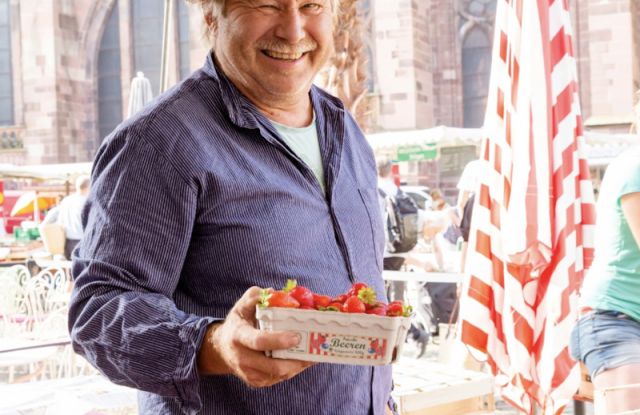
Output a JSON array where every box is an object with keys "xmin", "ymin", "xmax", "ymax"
[{"xmin": 459, "ymin": 0, "xmax": 596, "ymax": 413}]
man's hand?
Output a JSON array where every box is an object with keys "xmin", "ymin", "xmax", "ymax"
[{"xmin": 197, "ymin": 286, "xmax": 314, "ymax": 387}]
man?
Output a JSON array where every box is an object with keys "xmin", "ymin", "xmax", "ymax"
[
  {"xmin": 455, "ymin": 158, "xmax": 482, "ymax": 272},
  {"xmin": 377, "ymin": 159, "xmax": 429, "ymax": 357},
  {"xmin": 377, "ymin": 158, "xmax": 405, "ymax": 300},
  {"xmin": 69, "ymin": 1, "xmax": 394, "ymax": 414},
  {"xmin": 57, "ymin": 175, "xmax": 90, "ymax": 259}
]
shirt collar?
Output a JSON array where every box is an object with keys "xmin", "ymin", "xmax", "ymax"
[{"xmin": 202, "ymin": 52, "xmax": 259, "ymax": 129}]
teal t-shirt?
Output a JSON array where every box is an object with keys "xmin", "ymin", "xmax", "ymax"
[
  {"xmin": 580, "ymin": 147, "xmax": 640, "ymax": 321},
  {"xmin": 271, "ymin": 115, "xmax": 325, "ymax": 194}
]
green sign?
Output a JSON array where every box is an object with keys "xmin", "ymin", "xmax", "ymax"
[{"xmin": 396, "ymin": 143, "xmax": 438, "ymax": 162}]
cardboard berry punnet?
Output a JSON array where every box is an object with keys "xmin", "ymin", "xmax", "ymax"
[{"xmin": 255, "ymin": 280, "xmax": 412, "ymax": 366}]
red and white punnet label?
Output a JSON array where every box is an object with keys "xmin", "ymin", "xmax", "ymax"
[{"xmin": 303, "ymin": 332, "xmax": 387, "ymax": 360}]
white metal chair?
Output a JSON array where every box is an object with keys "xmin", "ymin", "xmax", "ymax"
[
  {"xmin": 0, "ymin": 264, "xmax": 73, "ymax": 382},
  {"xmin": 0, "ymin": 265, "xmax": 31, "ymax": 338},
  {"xmin": 23, "ymin": 267, "xmax": 72, "ymax": 326}
]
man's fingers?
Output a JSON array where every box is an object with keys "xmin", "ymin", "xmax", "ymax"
[
  {"xmin": 235, "ymin": 325, "xmax": 301, "ymax": 352},
  {"xmin": 235, "ymin": 286, "xmax": 262, "ymax": 309},
  {"xmin": 233, "ymin": 286, "xmax": 270, "ymax": 321},
  {"xmin": 221, "ymin": 286, "xmax": 315, "ymax": 388},
  {"xmin": 234, "ymin": 351, "xmax": 314, "ymax": 387},
  {"xmin": 240, "ymin": 349, "xmax": 312, "ymax": 377}
]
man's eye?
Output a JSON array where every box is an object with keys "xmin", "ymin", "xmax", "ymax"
[
  {"xmin": 301, "ymin": 3, "xmax": 322, "ymax": 12},
  {"xmin": 257, "ymin": 2, "xmax": 279, "ymax": 10}
]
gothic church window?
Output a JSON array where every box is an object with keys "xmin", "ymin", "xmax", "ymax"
[
  {"xmin": 0, "ymin": 0, "xmax": 13, "ymax": 126},
  {"xmin": 98, "ymin": 1, "xmax": 123, "ymax": 142},
  {"xmin": 462, "ymin": 27, "xmax": 491, "ymax": 127},
  {"xmin": 132, "ymin": 0, "xmax": 190, "ymax": 96},
  {"xmin": 132, "ymin": 0, "xmax": 164, "ymax": 96},
  {"xmin": 178, "ymin": 0, "xmax": 191, "ymax": 80},
  {"xmin": 97, "ymin": 1, "xmax": 191, "ymax": 143}
]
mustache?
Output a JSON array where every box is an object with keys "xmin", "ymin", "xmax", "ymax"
[{"xmin": 256, "ymin": 38, "xmax": 318, "ymax": 54}]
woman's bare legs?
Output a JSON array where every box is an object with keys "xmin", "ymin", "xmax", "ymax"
[{"xmin": 593, "ymin": 363, "xmax": 640, "ymax": 413}]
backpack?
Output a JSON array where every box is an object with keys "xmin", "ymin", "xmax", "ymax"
[{"xmin": 379, "ymin": 187, "xmax": 419, "ymax": 253}]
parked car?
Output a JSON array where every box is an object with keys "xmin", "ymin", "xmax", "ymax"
[{"xmin": 401, "ymin": 185, "xmax": 433, "ymax": 210}]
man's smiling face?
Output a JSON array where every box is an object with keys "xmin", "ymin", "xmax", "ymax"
[{"xmin": 212, "ymin": 0, "xmax": 334, "ymax": 107}]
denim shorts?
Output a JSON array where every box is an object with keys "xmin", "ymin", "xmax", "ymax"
[{"xmin": 569, "ymin": 310, "xmax": 640, "ymax": 379}]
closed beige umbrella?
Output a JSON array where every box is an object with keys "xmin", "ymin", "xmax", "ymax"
[{"xmin": 127, "ymin": 71, "xmax": 154, "ymax": 118}]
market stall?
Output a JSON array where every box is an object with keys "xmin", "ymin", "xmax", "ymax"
[
  {"xmin": 367, "ymin": 126, "xmax": 638, "ymax": 200},
  {"xmin": 0, "ymin": 162, "xmax": 92, "ymax": 264},
  {"xmin": 367, "ymin": 126, "xmax": 483, "ymax": 201}
]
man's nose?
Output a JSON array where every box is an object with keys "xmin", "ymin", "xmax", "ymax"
[{"xmin": 275, "ymin": 9, "xmax": 306, "ymax": 44}]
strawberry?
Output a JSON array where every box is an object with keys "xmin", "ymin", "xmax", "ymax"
[
  {"xmin": 325, "ymin": 302, "xmax": 343, "ymax": 311},
  {"xmin": 300, "ymin": 305, "xmax": 315, "ymax": 310},
  {"xmin": 332, "ymin": 294, "xmax": 348, "ymax": 304},
  {"xmin": 342, "ymin": 296, "xmax": 366, "ymax": 313},
  {"xmin": 365, "ymin": 300, "xmax": 386, "ymax": 310},
  {"xmin": 386, "ymin": 301, "xmax": 412, "ymax": 317},
  {"xmin": 357, "ymin": 287, "xmax": 377, "ymax": 306},
  {"xmin": 348, "ymin": 282, "xmax": 369, "ymax": 297},
  {"xmin": 262, "ymin": 290, "xmax": 300, "ymax": 308},
  {"xmin": 285, "ymin": 282, "xmax": 315, "ymax": 308},
  {"xmin": 366, "ymin": 304, "xmax": 387, "ymax": 316},
  {"xmin": 313, "ymin": 294, "xmax": 332, "ymax": 309}
]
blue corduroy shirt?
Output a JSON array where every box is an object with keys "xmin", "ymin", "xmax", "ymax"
[{"xmin": 68, "ymin": 53, "xmax": 390, "ymax": 414}]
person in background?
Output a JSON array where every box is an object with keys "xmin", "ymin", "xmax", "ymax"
[
  {"xmin": 377, "ymin": 158, "xmax": 405, "ymax": 302},
  {"xmin": 68, "ymin": 1, "xmax": 397, "ymax": 414},
  {"xmin": 57, "ymin": 175, "xmax": 90, "ymax": 259},
  {"xmin": 426, "ymin": 187, "xmax": 466, "ymax": 273},
  {"xmin": 454, "ymin": 158, "xmax": 482, "ymax": 272},
  {"xmin": 377, "ymin": 158, "xmax": 430, "ymax": 356},
  {"xmin": 429, "ymin": 189, "xmax": 447, "ymax": 211},
  {"xmin": 455, "ymin": 159, "xmax": 481, "ymax": 220},
  {"xmin": 41, "ymin": 205, "xmax": 60, "ymax": 227},
  {"xmin": 420, "ymin": 189, "xmax": 448, "ymax": 244},
  {"xmin": 569, "ymin": 144, "xmax": 640, "ymax": 414}
]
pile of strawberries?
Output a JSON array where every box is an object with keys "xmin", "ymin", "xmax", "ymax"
[{"xmin": 259, "ymin": 280, "xmax": 412, "ymax": 317}]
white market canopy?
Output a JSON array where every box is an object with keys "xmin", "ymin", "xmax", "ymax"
[
  {"xmin": 582, "ymin": 131, "xmax": 638, "ymax": 167},
  {"xmin": 367, "ymin": 125, "xmax": 638, "ymax": 166},
  {"xmin": 0, "ymin": 162, "xmax": 92, "ymax": 181},
  {"xmin": 366, "ymin": 126, "xmax": 483, "ymax": 153}
]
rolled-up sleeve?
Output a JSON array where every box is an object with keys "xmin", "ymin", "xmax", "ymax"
[{"xmin": 68, "ymin": 127, "xmax": 217, "ymax": 414}]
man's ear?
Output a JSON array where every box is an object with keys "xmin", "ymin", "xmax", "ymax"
[{"xmin": 205, "ymin": 12, "xmax": 217, "ymax": 40}]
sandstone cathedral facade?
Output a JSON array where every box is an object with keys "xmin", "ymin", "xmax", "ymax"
[{"xmin": 0, "ymin": 0, "xmax": 638, "ymax": 164}]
